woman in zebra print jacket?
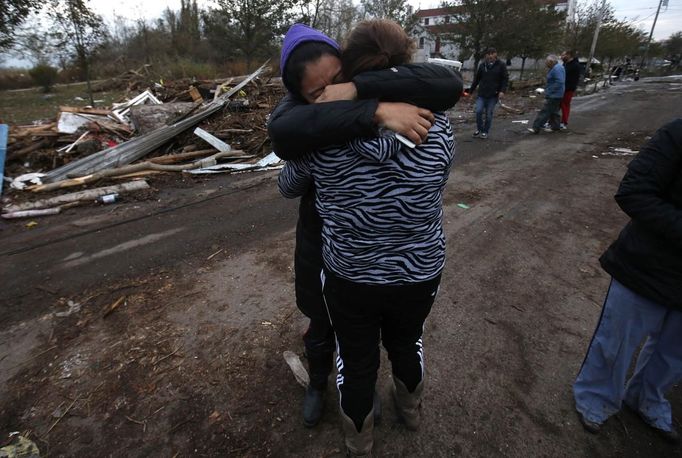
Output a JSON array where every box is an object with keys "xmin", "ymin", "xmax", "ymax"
[{"xmin": 278, "ymin": 19, "xmax": 456, "ymax": 456}]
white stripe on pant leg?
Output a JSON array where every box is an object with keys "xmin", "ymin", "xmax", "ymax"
[{"xmin": 321, "ymin": 269, "xmax": 346, "ymax": 406}]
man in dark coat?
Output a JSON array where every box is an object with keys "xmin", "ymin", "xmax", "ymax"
[
  {"xmin": 573, "ymin": 119, "xmax": 682, "ymax": 443},
  {"xmin": 560, "ymin": 50, "xmax": 581, "ymax": 129},
  {"xmin": 465, "ymin": 47, "xmax": 508, "ymax": 139}
]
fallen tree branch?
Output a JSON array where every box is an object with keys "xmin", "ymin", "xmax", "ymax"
[
  {"xmin": 28, "ymin": 150, "xmax": 246, "ymax": 193},
  {"xmin": 3, "ymin": 180, "xmax": 150, "ymax": 213}
]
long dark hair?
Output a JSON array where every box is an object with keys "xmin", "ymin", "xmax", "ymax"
[
  {"xmin": 283, "ymin": 41, "xmax": 340, "ymax": 100},
  {"xmin": 341, "ymin": 20, "xmax": 415, "ymax": 80}
]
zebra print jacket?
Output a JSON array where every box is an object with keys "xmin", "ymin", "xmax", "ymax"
[{"xmin": 278, "ymin": 112, "xmax": 455, "ymax": 285}]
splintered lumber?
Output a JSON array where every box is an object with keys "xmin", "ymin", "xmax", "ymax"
[
  {"xmin": 60, "ymin": 106, "xmax": 112, "ymax": 116},
  {"xmin": 41, "ymin": 62, "xmax": 269, "ymax": 184},
  {"xmin": 3, "ymin": 180, "xmax": 149, "ymax": 213},
  {"xmin": 29, "ymin": 150, "xmax": 246, "ymax": 192},
  {"xmin": 2, "ymin": 207, "xmax": 61, "ymax": 219},
  {"xmin": 194, "ymin": 127, "xmax": 231, "ymax": 152}
]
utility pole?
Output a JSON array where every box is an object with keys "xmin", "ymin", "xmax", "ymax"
[
  {"xmin": 640, "ymin": 0, "xmax": 665, "ymax": 69},
  {"xmin": 586, "ymin": 0, "xmax": 607, "ymax": 77}
]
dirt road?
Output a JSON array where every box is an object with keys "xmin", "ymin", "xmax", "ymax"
[{"xmin": 1, "ymin": 77, "xmax": 682, "ymax": 457}]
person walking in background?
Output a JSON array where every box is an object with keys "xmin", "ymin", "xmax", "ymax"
[
  {"xmin": 560, "ymin": 50, "xmax": 580, "ymax": 129},
  {"xmin": 528, "ymin": 55, "xmax": 565, "ymax": 134},
  {"xmin": 573, "ymin": 119, "xmax": 682, "ymax": 443},
  {"xmin": 465, "ymin": 47, "xmax": 508, "ymax": 140}
]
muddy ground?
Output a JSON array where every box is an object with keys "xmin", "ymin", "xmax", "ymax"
[{"xmin": 1, "ymin": 76, "xmax": 682, "ymax": 457}]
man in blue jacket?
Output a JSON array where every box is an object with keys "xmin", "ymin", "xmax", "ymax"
[{"xmin": 529, "ymin": 55, "xmax": 565, "ymax": 133}]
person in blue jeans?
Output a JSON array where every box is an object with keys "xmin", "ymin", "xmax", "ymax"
[
  {"xmin": 528, "ymin": 55, "xmax": 565, "ymax": 133},
  {"xmin": 573, "ymin": 119, "xmax": 682, "ymax": 443},
  {"xmin": 465, "ymin": 47, "xmax": 508, "ymax": 140}
]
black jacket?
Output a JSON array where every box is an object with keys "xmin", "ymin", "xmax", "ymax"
[
  {"xmin": 600, "ymin": 119, "xmax": 682, "ymax": 309},
  {"xmin": 268, "ymin": 63, "xmax": 463, "ymax": 160},
  {"xmin": 564, "ymin": 58, "xmax": 581, "ymax": 92},
  {"xmin": 470, "ymin": 59, "xmax": 508, "ymax": 98}
]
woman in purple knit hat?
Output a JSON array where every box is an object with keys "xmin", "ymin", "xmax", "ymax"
[{"xmin": 269, "ymin": 22, "xmax": 462, "ymax": 434}]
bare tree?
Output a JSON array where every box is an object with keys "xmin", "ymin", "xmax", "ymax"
[
  {"xmin": 444, "ymin": 0, "xmax": 506, "ymax": 71},
  {"xmin": 1, "ymin": 0, "xmax": 42, "ymax": 49},
  {"xmin": 360, "ymin": 0, "xmax": 414, "ymax": 27},
  {"xmin": 48, "ymin": 0, "xmax": 106, "ymax": 105},
  {"xmin": 500, "ymin": 0, "xmax": 565, "ymax": 79},
  {"xmin": 209, "ymin": 0, "xmax": 299, "ymax": 69}
]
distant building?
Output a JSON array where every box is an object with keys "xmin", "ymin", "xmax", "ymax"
[{"xmin": 411, "ymin": 0, "xmax": 577, "ymax": 69}]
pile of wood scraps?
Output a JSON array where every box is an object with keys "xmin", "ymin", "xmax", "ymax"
[{"xmin": 1, "ymin": 62, "xmax": 285, "ymax": 221}]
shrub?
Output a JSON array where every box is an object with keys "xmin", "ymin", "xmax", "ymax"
[{"xmin": 29, "ymin": 64, "xmax": 59, "ymax": 92}]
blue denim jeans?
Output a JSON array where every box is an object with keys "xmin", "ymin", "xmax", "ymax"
[
  {"xmin": 573, "ymin": 278, "xmax": 682, "ymax": 431},
  {"xmin": 532, "ymin": 97, "xmax": 562, "ymax": 130},
  {"xmin": 475, "ymin": 96, "xmax": 498, "ymax": 134}
]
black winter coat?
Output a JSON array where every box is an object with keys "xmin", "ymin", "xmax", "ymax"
[
  {"xmin": 564, "ymin": 58, "xmax": 581, "ymax": 92},
  {"xmin": 470, "ymin": 59, "xmax": 508, "ymax": 98},
  {"xmin": 268, "ymin": 63, "xmax": 463, "ymax": 159},
  {"xmin": 600, "ymin": 119, "xmax": 682, "ymax": 309}
]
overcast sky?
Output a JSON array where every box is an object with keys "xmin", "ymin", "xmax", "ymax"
[
  {"xmin": 4, "ymin": 0, "xmax": 681, "ymax": 68},
  {"xmin": 89, "ymin": 0, "xmax": 681, "ymax": 41}
]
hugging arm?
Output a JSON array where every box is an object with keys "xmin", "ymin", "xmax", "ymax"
[
  {"xmin": 278, "ymin": 155, "xmax": 314, "ymax": 199},
  {"xmin": 268, "ymin": 64, "xmax": 462, "ymax": 159},
  {"xmin": 268, "ymin": 94, "xmax": 378, "ymax": 161},
  {"xmin": 348, "ymin": 132, "xmax": 403, "ymax": 163},
  {"xmin": 353, "ymin": 63, "xmax": 463, "ymax": 111}
]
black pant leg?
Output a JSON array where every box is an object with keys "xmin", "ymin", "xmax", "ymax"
[
  {"xmin": 294, "ymin": 217, "xmax": 335, "ymax": 388},
  {"xmin": 322, "ymin": 272, "xmax": 381, "ymax": 431},
  {"xmin": 382, "ymin": 276, "xmax": 440, "ymax": 392}
]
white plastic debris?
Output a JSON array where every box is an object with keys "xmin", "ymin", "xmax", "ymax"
[
  {"xmin": 511, "ymin": 120, "xmax": 529, "ymax": 124},
  {"xmin": 11, "ymin": 173, "xmax": 45, "ymax": 190},
  {"xmin": 111, "ymin": 90, "xmax": 162, "ymax": 124},
  {"xmin": 186, "ymin": 152, "xmax": 282, "ymax": 174},
  {"xmin": 535, "ymin": 88, "xmax": 545, "ymax": 94}
]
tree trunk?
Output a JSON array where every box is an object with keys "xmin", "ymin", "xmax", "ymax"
[{"xmin": 520, "ymin": 57, "xmax": 527, "ymax": 80}]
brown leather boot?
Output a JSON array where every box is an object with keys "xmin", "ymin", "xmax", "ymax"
[
  {"xmin": 392, "ymin": 376, "xmax": 423, "ymax": 431},
  {"xmin": 340, "ymin": 408, "xmax": 374, "ymax": 457}
]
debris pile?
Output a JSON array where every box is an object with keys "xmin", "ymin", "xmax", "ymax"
[{"xmin": 1, "ymin": 62, "xmax": 286, "ymax": 220}]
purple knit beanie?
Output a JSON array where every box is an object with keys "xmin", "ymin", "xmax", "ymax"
[{"xmin": 280, "ymin": 24, "xmax": 340, "ymax": 82}]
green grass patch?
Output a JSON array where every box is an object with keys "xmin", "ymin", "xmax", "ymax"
[{"xmin": 0, "ymin": 82, "xmax": 127, "ymax": 125}]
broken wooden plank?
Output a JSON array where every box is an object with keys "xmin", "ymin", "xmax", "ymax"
[
  {"xmin": 59, "ymin": 106, "xmax": 112, "ymax": 116},
  {"xmin": 189, "ymin": 86, "xmax": 203, "ymax": 103},
  {"xmin": 194, "ymin": 127, "xmax": 231, "ymax": 152},
  {"xmin": 2, "ymin": 207, "xmax": 61, "ymax": 219}
]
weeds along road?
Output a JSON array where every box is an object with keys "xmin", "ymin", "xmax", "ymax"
[{"xmin": 1, "ymin": 77, "xmax": 681, "ymax": 457}]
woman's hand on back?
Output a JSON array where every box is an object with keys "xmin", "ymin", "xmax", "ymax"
[
  {"xmin": 374, "ymin": 102, "xmax": 434, "ymax": 145},
  {"xmin": 315, "ymin": 82, "xmax": 358, "ymax": 103}
]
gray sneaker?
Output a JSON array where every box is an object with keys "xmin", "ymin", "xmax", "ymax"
[
  {"xmin": 472, "ymin": 131, "xmax": 480, "ymax": 138},
  {"xmin": 480, "ymin": 132, "xmax": 488, "ymax": 139}
]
